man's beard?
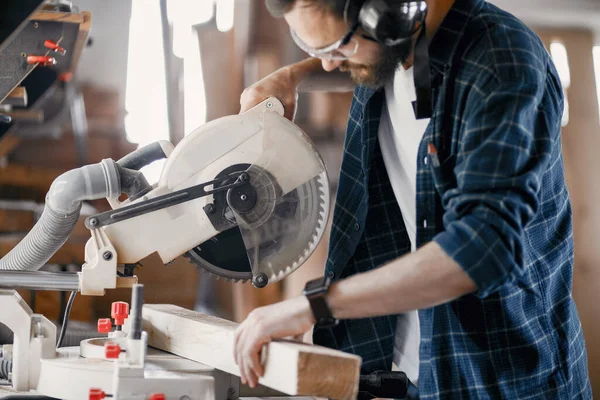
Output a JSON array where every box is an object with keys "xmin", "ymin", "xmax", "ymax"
[{"xmin": 339, "ymin": 39, "xmax": 413, "ymax": 89}]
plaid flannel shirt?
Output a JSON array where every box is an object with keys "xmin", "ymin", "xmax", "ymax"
[{"xmin": 313, "ymin": 0, "xmax": 592, "ymax": 398}]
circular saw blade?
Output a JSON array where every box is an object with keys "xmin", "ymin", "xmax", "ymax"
[{"xmin": 184, "ymin": 170, "xmax": 329, "ymax": 285}]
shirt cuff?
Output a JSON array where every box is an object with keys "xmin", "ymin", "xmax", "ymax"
[{"xmin": 433, "ymin": 215, "xmax": 519, "ymax": 298}]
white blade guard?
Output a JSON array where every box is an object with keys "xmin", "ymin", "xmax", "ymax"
[{"xmin": 229, "ymin": 100, "xmax": 330, "ymax": 287}]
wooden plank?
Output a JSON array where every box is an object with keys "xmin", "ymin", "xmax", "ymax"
[
  {"xmin": 0, "ymin": 164, "xmax": 65, "ymax": 191},
  {"xmin": 68, "ymin": 11, "xmax": 91, "ymax": 74},
  {"xmin": 0, "ymin": 209, "xmax": 34, "ymax": 232},
  {"xmin": 11, "ymin": 135, "xmax": 137, "ymax": 169},
  {"xmin": 140, "ymin": 304, "xmax": 361, "ymax": 400},
  {"xmin": 3, "ymin": 109, "xmax": 44, "ymax": 123},
  {"xmin": 0, "ymin": 133, "xmax": 22, "ymax": 157},
  {"xmin": 2, "ymin": 87, "xmax": 28, "ymax": 107},
  {"xmin": 30, "ymin": 10, "xmax": 85, "ymax": 24}
]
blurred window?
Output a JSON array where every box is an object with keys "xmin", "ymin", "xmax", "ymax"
[
  {"xmin": 125, "ymin": 0, "xmax": 169, "ymax": 183},
  {"xmin": 125, "ymin": 0, "xmax": 233, "ymax": 183},
  {"xmin": 550, "ymin": 41, "xmax": 571, "ymax": 127},
  {"xmin": 594, "ymin": 46, "xmax": 600, "ymax": 126}
]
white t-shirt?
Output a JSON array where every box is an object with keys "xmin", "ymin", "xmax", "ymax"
[{"xmin": 377, "ymin": 66, "xmax": 430, "ymax": 384}]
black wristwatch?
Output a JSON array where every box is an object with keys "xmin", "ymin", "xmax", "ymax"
[{"xmin": 303, "ymin": 276, "xmax": 338, "ymax": 329}]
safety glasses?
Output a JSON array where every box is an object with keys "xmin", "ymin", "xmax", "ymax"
[{"xmin": 290, "ymin": 23, "xmax": 360, "ymax": 61}]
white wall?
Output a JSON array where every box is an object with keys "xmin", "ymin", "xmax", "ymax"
[
  {"xmin": 74, "ymin": 0, "xmax": 132, "ymax": 108},
  {"xmin": 488, "ymin": 0, "xmax": 600, "ymax": 43}
]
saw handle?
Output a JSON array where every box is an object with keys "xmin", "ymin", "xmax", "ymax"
[
  {"xmin": 358, "ymin": 371, "xmax": 418, "ymax": 400},
  {"xmin": 117, "ymin": 141, "xmax": 170, "ymax": 171}
]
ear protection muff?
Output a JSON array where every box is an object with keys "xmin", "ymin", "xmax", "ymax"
[
  {"xmin": 344, "ymin": 0, "xmax": 432, "ymax": 119},
  {"xmin": 344, "ymin": 0, "xmax": 428, "ymax": 46}
]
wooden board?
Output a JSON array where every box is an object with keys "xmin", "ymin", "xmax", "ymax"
[
  {"xmin": 0, "ymin": 209, "xmax": 34, "ymax": 232},
  {"xmin": 3, "ymin": 86, "xmax": 28, "ymax": 106},
  {"xmin": 140, "ymin": 304, "xmax": 361, "ymax": 400},
  {"xmin": 3, "ymin": 109, "xmax": 44, "ymax": 123},
  {"xmin": 0, "ymin": 133, "xmax": 22, "ymax": 157},
  {"xmin": 30, "ymin": 10, "xmax": 85, "ymax": 24},
  {"xmin": 0, "ymin": 163, "xmax": 66, "ymax": 192},
  {"xmin": 68, "ymin": 11, "xmax": 91, "ymax": 74}
]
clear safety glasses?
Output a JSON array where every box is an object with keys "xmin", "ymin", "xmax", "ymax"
[{"xmin": 290, "ymin": 23, "xmax": 360, "ymax": 61}]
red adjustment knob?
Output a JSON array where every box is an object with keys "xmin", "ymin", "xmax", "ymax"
[
  {"xmin": 89, "ymin": 388, "xmax": 106, "ymax": 400},
  {"xmin": 44, "ymin": 39, "xmax": 66, "ymax": 55},
  {"xmin": 97, "ymin": 318, "xmax": 112, "ymax": 334},
  {"xmin": 104, "ymin": 342, "xmax": 121, "ymax": 359},
  {"xmin": 26, "ymin": 55, "xmax": 56, "ymax": 66},
  {"xmin": 111, "ymin": 301, "xmax": 129, "ymax": 326},
  {"xmin": 149, "ymin": 394, "xmax": 166, "ymax": 400},
  {"xmin": 58, "ymin": 71, "xmax": 73, "ymax": 82}
]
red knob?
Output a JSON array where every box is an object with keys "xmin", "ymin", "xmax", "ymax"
[
  {"xmin": 111, "ymin": 301, "xmax": 129, "ymax": 326},
  {"xmin": 149, "ymin": 394, "xmax": 166, "ymax": 400},
  {"xmin": 44, "ymin": 39, "xmax": 66, "ymax": 55},
  {"xmin": 89, "ymin": 388, "xmax": 106, "ymax": 400},
  {"xmin": 58, "ymin": 71, "xmax": 73, "ymax": 82},
  {"xmin": 97, "ymin": 318, "xmax": 112, "ymax": 334},
  {"xmin": 104, "ymin": 342, "xmax": 121, "ymax": 359},
  {"xmin": 26, "ymin": 55, "xmax": 56, "ymax": 66}
]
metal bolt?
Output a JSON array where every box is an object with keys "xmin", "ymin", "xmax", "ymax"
[
  {"xmin": 33, "ymin": 320, "xmax": 44, "ymax": 338},
  {"xmin": 266, "ymin": 101, "xmax": 273, "ymax": 108},
  {"xmin": 21, "ymin": 52, "xmax": 26, "ymax": 57},
  {"xmin": 33, "ymin": 22, "xmax": 38, "ymax": 28},
  {"xmin": 252, "ymin": 273, "xmax": 268, "ymax": 288},
  {"xmin": 239, "ymin": 173, "xmax": 248, "ymax": 182},
  {"xmin": 240, "ymin": 194, "xmax": 247, "ymax": 201},
  {"xmin": 89, "ymin": 217, "xmax": 98, "ymax": 226},
  {"xmin": 103, "ymin": 251, "xmax": 113, "ymax": 261},
  {"xmin": 204, "ymin": 203, "xmax": 215, "ymax": 214},
  {"xmin": 227, "ymin": 388, "xmax": 237, "ymax": 400}
]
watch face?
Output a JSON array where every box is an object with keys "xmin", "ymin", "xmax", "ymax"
[
  {"xmin": 317, "ymin": 316, "xmax": 339, "ymax": 329},
  {"xmin": 304, "ymin": 277, "xmax": 329, "ymax": 296}
]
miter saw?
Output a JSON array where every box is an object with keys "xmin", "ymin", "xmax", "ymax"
[{"xmin": 0, "ymin": 98, "xmax": 333, "ymax": 399}]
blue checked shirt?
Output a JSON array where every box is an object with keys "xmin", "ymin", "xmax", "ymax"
[{"xmin": 313, "ymin": 0, "xmax": 592, "ymax": 398}]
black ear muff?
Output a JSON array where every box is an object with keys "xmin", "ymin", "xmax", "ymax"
[
  {"xmin": 346, "ymin": 0, "xmax": 432, "ymax": 119},
  {"xmin": 357, "ymin": 0, "xmax": 428, "ymax": 46}
]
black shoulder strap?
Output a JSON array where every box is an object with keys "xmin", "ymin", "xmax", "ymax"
[{"xmin": 413, "ymin": 21, "xmax": 432, "ymax": 120}]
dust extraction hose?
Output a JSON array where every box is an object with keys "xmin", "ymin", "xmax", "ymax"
[
  {"xmin": 0, "ymin": 159, "xmax": 120, "ymax": 272},
  {"xmin": 0, "ymin": 358, "xmax": 11, "ymax": 380}
]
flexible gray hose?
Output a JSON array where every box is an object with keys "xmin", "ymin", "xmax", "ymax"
[
  {"xmin": 0, "ymin": 359, "xmax": 11, "ymax": 380},
  {"xmin": 0, "ymin": 207, "xmax": 80, "ymax": 271},
  {"xmin": 0, "ymin": 159, "xmax": 120, "ymax": 272}
]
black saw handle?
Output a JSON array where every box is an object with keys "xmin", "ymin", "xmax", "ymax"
[{"xmin": 358, "ymin": 371, "xmax": 418, "ymax": 400}]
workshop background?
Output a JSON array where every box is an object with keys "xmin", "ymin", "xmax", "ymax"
[{"xmin": 1, "ymin": 0, "xmax": 599, "ymax": 394}]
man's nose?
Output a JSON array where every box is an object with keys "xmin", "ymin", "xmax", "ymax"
[{"xmin": 321, "ymin": 59, "xmax": 343, "ymax": 72}]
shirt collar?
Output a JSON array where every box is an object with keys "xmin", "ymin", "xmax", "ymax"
[{"xmin": 428, "ymin": 0, "xmax": 486, "ymax": 74}]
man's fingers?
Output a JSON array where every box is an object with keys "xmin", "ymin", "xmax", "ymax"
[
  {"xmin": 243, "ymin": 358, "xmax": 258, "ymax": 388},
  {"xmin": 233, "ymin": 327, "xmax": 242, "ymax": 362},
  {"xmin": 248, "ymin": 336, "xmax": 266, "ymax": 378},
  {"xmin": 235, "ymin": 326, "xmax": 250, "ymax": 384},
  {"xmin": 243, "ymin": 336, "xmax": 264, "ymax": 388}
]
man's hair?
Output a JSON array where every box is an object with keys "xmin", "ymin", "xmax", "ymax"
[{"xmin": 265, "ymin": 0, "xmax": 347, "ymax": 18}]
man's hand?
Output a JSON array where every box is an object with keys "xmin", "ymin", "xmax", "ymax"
[
  {"xmin": 240, "ymin": 64, "xmax": 300, "ymax": 121},
  {"xmin": 233, "ymin": 296, "xmax": 315, "ymax": 388}
]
